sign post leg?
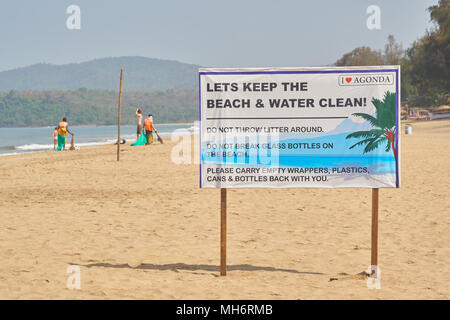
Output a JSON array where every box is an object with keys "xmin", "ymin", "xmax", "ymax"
[
  {"xmin": 117, "ymin": 68, "xmax": 123, "ymax": 162},
  {"xmin": 220, "ymin": 188, "xmax": 227, "ymax": 276},
  {"xmin": 371, "ymin": 188, "xmax": 379, "ymax": 272}
]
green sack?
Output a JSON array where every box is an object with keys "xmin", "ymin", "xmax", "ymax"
[{"xmin": 131, "ymin": 131, "xmax": 148, "ymax": 146}]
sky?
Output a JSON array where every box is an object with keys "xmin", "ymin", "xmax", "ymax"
[{"xmin": 0, "ymin": 0, "xmax": 438, "ymax": 72}]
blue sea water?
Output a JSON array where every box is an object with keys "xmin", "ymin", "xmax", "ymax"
[{"xmin": 0, "ymin": 124, "xmax": 195, "ymax": 156}]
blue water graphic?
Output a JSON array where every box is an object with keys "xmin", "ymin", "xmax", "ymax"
[{"xmin": 201, "ymin": 131, "xmax": 397, "ymax": 174}]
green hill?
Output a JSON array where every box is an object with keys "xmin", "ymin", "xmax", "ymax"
[
  {"xmin": 0, "ymin": 89, "xmax": 197, "ymax": 127},
  {"xmin": 0, "ymin": 57, "xmax": 200, "ymax": 91}
]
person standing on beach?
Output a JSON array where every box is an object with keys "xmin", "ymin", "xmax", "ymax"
[
  {"xmin": 56, "ymin": 117, "xmax": 74, "ymax": 151},
  {"xmin": 144, "ymin": 114, "xmax": 154, "ymax": 145},
  {"xmin": 52, "ymin": 127, "xmax": 58, "ymax": 150},
  {"xmin": 136, "ymin": 107, "xmax": 143, "ymax": 139}
]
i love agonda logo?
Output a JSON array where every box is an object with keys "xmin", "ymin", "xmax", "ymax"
[{"xmin": 339, "ymin": 74, "xmax": 394, "ymax": 86}]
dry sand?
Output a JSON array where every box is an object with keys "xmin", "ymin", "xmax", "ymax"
[{"xmin": 0, "ymin": 119, "xmax": 449, "ymax": 299}]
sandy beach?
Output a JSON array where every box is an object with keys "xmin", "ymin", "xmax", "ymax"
[{"xmin": 0, "ymin": 119, "xmax": 449, "ymax": 299}]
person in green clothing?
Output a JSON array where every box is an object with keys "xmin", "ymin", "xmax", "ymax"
[{"xmin": 56, "ymin": 117, "xmax": 74, "ymax": 151}]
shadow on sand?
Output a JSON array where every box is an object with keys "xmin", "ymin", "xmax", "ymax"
[{"xmin": 79, "ymin": 262, "xmax": 325, "ymax": 276}]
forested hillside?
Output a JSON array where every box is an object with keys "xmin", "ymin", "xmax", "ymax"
[{"xmin": 0, "ymin": 89, "xmax": 197, "ymax": 127}]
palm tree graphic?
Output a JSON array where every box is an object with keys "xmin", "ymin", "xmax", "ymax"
[{"xmin": 345, "ymin": 91, "xmax": 397, "ymax": 161}]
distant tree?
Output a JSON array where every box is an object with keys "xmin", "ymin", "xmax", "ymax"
[
  {"xmin": 335, "ymin": 35, "xmax": 403, "ymax": 67},
  {"xmin": 400, "ymin": 58, "xmax": 418, "ymax": 99},
  {"xmin": 335, "ymin": 46, "xmax": 384, "ymax": 66},
  {"xmin": 335, "ymin": 8, "xmax": 449, "ymax": 105},
  {"xmin": 0, "ymin": 89, "xmax": 198, "ymax": 127},
  {"xmin": 384, "ymin": 35, "xmax": 403, "ymax": 65},
  {"xmin": 404, "ymin": 0, "xmax": 449, "ymax": 99}
]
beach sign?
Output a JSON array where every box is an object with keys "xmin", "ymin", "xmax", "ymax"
[
  {"xmin": 199, "ymin": 66, "xmax": 400, "ymax": 276},
  {"xmin": 199, "ymin": 66, "xmax": 401, "ymax": 189}
]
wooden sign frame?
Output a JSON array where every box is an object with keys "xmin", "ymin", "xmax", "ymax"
[{"xmin": 219, "ymin": 188, "xmax": 380, "ymax": 277}]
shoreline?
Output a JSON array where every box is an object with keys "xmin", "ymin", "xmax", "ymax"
[
  {"xmin": 0, "ymin": 122, "xmax": 195, "ymax": 129},
  {"xmin": 0, "ymin": 120, "xmax": 444, "ymax": 158},
  {"xmin": 0, "ymin": 123, "xmax": 197, "ymax": 157}
]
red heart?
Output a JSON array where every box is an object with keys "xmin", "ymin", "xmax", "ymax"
[{"xmin": 345, "ymin": 77, "xmax": 352, "ymax": 83}]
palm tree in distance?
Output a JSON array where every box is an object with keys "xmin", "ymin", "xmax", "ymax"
[{"xmin": 345, "ymin": 91, "xmax": 397, "ymax": 161}]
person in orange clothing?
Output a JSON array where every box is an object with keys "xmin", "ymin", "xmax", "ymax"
[
  {"xmin": 56, "ymin": 117, "xmax": 74, "ymax": 151},
  {"xmin": 144, "ymin": 114, "xmax": 154, "ymax": 145}
]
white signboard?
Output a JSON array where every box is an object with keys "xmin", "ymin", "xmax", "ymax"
[{"xmin": 199, "ymin": 66, "xmax": 401, "ymax": 188}]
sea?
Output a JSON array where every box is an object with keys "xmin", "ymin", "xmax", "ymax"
[{"xmin": 0, "ymin": 123, "xmax": 197, "ymax": 156}]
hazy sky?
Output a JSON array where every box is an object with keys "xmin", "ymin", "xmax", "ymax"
[{"xmin": 0, "ymin": 0, "xmax": 438, "ymax": 71}]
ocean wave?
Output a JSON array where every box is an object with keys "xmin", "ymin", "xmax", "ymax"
[
  {"xmin": 187, "ymin": 125, "xmax": 199, "ymax": 132},
  {"xmin": 0, "ymin": 127, "xmax": 195, "ymax": 156},
  {"xmin": 15, "ymin": 144, "xmax": 54, "ymax": 151},
  {"xmin": 14, "ymin": 141, "xmax": 116, "ymax": 151}
]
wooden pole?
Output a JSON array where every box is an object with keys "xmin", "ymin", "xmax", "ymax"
[
  {"xmin": 220, "ymin": 188, "xmax": 227, "ymax": 276},
  {"xmin": 117, "ymin": 69, "xmax": 123, "ymax": 161},
  {"xmin": 371, "ymin": 188, "xmax": 379, "ymax": 271}
]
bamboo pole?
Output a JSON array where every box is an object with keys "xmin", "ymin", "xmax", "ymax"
[
  {"xmin": 220, "ymin": 188, "xmax": 227, "ymax": 276},
  {"xmin": 371, "ymin": 188, "xmax": 379, "ymax": 271},
  {"xmin": 117, "ymin": 69, "xmax": 123, "ymax": 161}
]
